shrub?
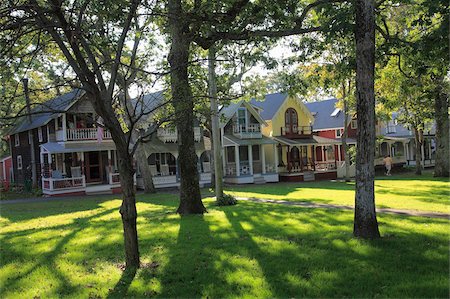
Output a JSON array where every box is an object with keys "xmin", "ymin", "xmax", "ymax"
[{"xmin": 216, "ymin": 194, "xmax": 237, "ymax": 206}]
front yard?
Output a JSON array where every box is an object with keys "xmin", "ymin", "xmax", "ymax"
[{"xmin": 1, "ymin": 173, "xmax": 449, "ymax": 298}]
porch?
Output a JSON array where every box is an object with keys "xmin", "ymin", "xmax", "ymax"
[
  {"xmin": 39, "ymin": 142, "xmax": 127, "ymax": 196},
  {"xmin": 222, "ymin": 135, "xmax": 279, "ymax": 184}
]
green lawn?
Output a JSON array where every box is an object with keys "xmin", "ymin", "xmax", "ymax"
[
  {"xmin": 1, "ymin": 190, "xmax": 449, "ymax": 298},
  {"xmin": 225, "ymin": 171, "xmax": 450, "ymax": 213}
]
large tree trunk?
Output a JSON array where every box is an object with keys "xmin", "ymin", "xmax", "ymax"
[
  {"xmin": 168, "ymin": 0, "xmax": 206, "ymax": 214},
  {"xmin": 433, "ymin": 80, "xmax": 449, "ymax": 177},
  {"xmin": 208, "ymin": 46, "xmax": 224, "ymax": 199},
  {"xmin": 117, "ymin": 147, "xmax": 140, "ymax": 268},
  {"xmin": 353, "ymin": 0, "xmax": 380, "ymax": 239},
  {"xmin": 136, "ymin": 143, "xmax": 156, "ymax": 193},
  {"xmin": 413, "ymin": 127, "xmax": 423, "ymax": 175}
]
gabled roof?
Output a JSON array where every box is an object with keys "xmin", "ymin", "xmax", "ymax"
[
  {"xmin": 249, "ymin": 92, "xmax": 288, "ymax": 120},
  {"xmin": 8, "ymin": 89, "xmax": 84, "ymax": 135},
  {"xmin": 304, "ymin": 98, "xmax": 345, "ymax": 130},
  {"xmin": 219, "ymin": 100, "xmax": 266, "ymax": 128}
]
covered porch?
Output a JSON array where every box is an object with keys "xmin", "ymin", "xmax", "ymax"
[
  {"xmin": 39, "ymin": 142, "xmax": 125, "ymax": 196},
  {"xmin": 273, "ymin": 136, "xmax": 340, "ymax": 182},
  {"xmin": 222, "ymin": 135, "xmax": 279, "ymax": 184}
]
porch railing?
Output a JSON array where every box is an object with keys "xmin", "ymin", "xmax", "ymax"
[
  {"xmin": 233, "ymin": 123, "xmax": 262, "ymax": 139},
  {"xmin": 42, "ymin": 175, "xmax": 86, "ymax": 191},
  {"xmin": 315, "ymin": 161, "xmax": 337, "ymax": 171},
  {"xmin": 281, "ymin": 125, "xmax": 313, "ymax": 137},
  {"xmin": 108, "ymin": 173, "xmax": 137, "ymax": 185},
  {"xmin": 157, "ymin": 127, "xmax": 201, "ymax": 143}
]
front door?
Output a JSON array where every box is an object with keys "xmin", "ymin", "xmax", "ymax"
[{"xmin": 85, "ymin": 151, "xmax": 103, "ymax": 183}]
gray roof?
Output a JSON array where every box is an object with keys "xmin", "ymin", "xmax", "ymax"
[
  {"xmin": 219, "ymin": 100, "xmax": 266, "ymax": 127},
  {"xmin": 9, "ymin": 89, "xmax": 84, "ymax": 135},
  {"xmin": 249, "ymin": 92, "xmax": 288, "ymax": 120},
  {"xmin": 41, "ymin": 141, "xmax": 115, "ymax": 154},
  {"xmin": 304, "ymin": 98, "xmax": 345, "ymax": 130},
  {"xmin": 223, "ymin": 135, "xmax": 277, "ymax": 146}
]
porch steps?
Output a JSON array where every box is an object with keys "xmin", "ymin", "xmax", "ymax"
[
  {"xmin": 253, "ymin": 176, "xmax": 266, "ymax": 184},
  {"xmin": 303, "ymin": 171, "xmax": 315, "ymax": 182}
]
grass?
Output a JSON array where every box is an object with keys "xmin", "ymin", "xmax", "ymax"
[
  {"xmin": 225, "ymin": 171, "xmax": 450, "ymax": 213},
  {"xmin": 1, "ymin": 188, "xmax": 449, "ymax": 298}
]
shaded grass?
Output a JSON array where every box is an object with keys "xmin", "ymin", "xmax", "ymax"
[
  {"xmin": 1, "ymin": 191, "xmax": 449, "ymax": 298},
  {"xmin": 225, "ymin": 171, "xmax": 450, "ymax": 213}
]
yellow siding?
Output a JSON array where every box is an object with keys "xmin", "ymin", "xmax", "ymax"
[
  {"xmin": 262, "ymin": 120, "xmax": 273, "ymax": 137},
  {"xmin": 270, "ymin": 95, "xmax": 313, "ymax": 136}
]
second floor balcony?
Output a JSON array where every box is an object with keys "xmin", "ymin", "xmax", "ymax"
[
  {"xmin": 55, "ymin": 128, "xmax": 112, "ymax": 142},
  {"xmin": 157, "ymin": 127, "xmax": 202, "ymax": 143},
  {"xmin": 233, "ymin": 123, "xmax": 262, "ymax": 139},
  {"xmin": 281, "ymin": 125, "xmax": 313, "ymax": 138}
]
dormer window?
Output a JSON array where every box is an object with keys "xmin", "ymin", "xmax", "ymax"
[
  {"xmin": 330, "ymin": 108, "xmax": 341, "ymax": 117},
  {"xmin": 237, "ymin": 108, "xmax": 247, "ymax": 128},
  {"xmin": 14, "ymin": 134, "xmax": 20, "ymax": 147},
  {"xmin": 335, "ymin": 129, "xmax": 343, "ymax": 138},
  {"xmin": 351, "ymin": 120, "xmax": 357, "ymax": 129},
  {"xmin": 38, "ymin": 127, "xmax": 43, "ymax": 142}
]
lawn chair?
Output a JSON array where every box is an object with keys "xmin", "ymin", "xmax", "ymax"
[
  {"xmin": 149, "ymin": 165, "xmax": 159, "ymax": 176},
  {"xmin": 52, "ymin": 170, "xmax": 63, "ymax": 179},
  {"xmin": 71, "ymin": 166, "xmax": 81, "ymax": 178},
  {"xmin": 202, "ymin": 161, "xmax": 211, "ymax": 173},
  {"xmin": 160, "ymin": 164, "xmax": 170, "ymax": 176}
]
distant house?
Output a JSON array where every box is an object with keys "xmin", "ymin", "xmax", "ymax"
[
  {"xmin": 7, "ymin": 89, "xmax": 120, "ymax": 196},
  {"xmin": 220, "ymin": 100, "xmax": 279, "ymax": 184},
  {"xmin": 0, "ymin": 155, "xmax": 12, "ymax": 185},
  {"xmin": 375, "ymin": 113, "xmax": 435, "ymax": 168},
  {"xmin": 251, "ymin": 93, "xmax": 341, "ymax": 181}
]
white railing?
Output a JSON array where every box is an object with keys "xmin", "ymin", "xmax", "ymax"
[
  {"xmin": 315, "ymin": 161, "xmax": 337, "ymax": 171},
  {"xmin": 58, "ymin": 128, "xmax": 112, "ymax": 141},
  {"xmin": 152, "ymin": 175, "xmax": 177, "ymax": 185},
  {"xmin": 157, "ymin": 127, "xmax": 201, "ymax": 143},
  {"xmin": 282, "ymin": 125, "xmax": 312, "ymax": 136},
  {"xmin": 109, "ymin": 173, "xmax": 121, "ymax": 185},
  {"xmin": 42, "ymin": 175, "xmax": 86, "ymax": 191},
  {"xmin": 233, "ymin": 123, "xmax": 262, "ymax": 139}
]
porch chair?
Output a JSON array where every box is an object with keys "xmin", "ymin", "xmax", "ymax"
[
  {"xmin": 149, "ymin": 165, "xmax": 159, "ymax": 176},
  {"xmin": 71, "ymin": 166, "xmax": 81, "ymax": 178},
  {"xmin": 202, "ymin": 161, "xmax": 211, "ymax": 173},
  {"xmin": 160, "ymin": 164, "xmax": 170, "ymax": 176},
  {"xmin": 52, "ymin": 170, "xmax": 63, "ymax": 179},
  {"xmin": 241, "ymin": 166, "xmax": 249, "ymax": 175}
]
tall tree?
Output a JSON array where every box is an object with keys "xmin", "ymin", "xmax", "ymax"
[
  {"xmin": 353, "ymin": 0, "xmax": 380, "ymax": 238},
  {"xmin": 1, "ymin": 0, "xmax": 162, "ymax": 268}
]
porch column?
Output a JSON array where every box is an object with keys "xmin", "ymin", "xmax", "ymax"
[
  {"xmin": 40, "ymin": 151, "xmax": 45, "ymax": 183},
  {"xmin": 62, "ymin": 113, "xmax": 67, "ymax": 141},
  {"xmin": 107, "ymin": 150, "xmax": 112, "ymax": 184},
  {"xmin": 273, "ymin": 144, "xmax": 278, "ymax": 173},
  {"xmin": 62, "ymin": 154, "xmax": 66, "ymax": 174},
  {"xmin": 428, "ymin": 140, "xmax": 432, "ymax": 160},
  {"xmin": 261, "ymin": 145, "xmax": 266, "ymax": 174},
  {"xmin": 248, "ymin": 145, "xmax": 253, "ymax": 175},
  {"xmin": 234, "ymin": 145, "xmax": 240, "ymax": 176},
  {"xmin": 421, "ymin": 143, "xmax": 425, "ymax": 165},
  {"xmin": 80, "ymin": 152, "xmax": 85, "ymax": 176},
  {"xmin": 337, "ymin": 144, "xmax": 341, "ymax": 162},
  {"xmin": 286, "ymin": 145, "xmax": 290, "ymax": 172},
  {"xmin": 221, "ymin": 147, "xmax": 226, "ymax": 176},
  {"xmin": 47, "ymin": 152, "xmax": 52, "ymax": 177}
]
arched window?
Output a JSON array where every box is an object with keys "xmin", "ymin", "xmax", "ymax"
[{"xmin": 285, "ymin": 108, "xmax": 298, "ymax": 134}]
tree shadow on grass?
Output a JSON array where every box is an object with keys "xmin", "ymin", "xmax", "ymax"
[{"xmin": 107, "ymin": 266, "xmax": 138, "ymax": 299}]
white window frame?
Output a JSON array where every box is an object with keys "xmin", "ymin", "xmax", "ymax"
[
  {"xmin": 335, "ymin": 129, "xmax": 343, "ymax": 138},
  {"xmin": 351, "ymin": 120, "xmax": 357, "ymax": 129},
  {"xmin": 28, "ymin": 131, "xmax": 32, "ymax": 145},
  {"xmin": 17, "ymin": 155, "xmax": 23, "ymax": 170},
  {"xmin": 38, "ymin": 127, "xmax": 43, "ymax": 142},
  {"xmin": 15, "ymin": 134, "xmax": 20, "ymax": 147}
]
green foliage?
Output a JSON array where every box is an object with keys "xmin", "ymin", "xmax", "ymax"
[{"xmin": 216, "ymin": 193, "xmax": 237, "ymax": 206}]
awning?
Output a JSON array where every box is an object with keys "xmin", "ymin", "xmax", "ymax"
[
  {"xmin": 223, "ymin": 135, "xmax": 277, "ymax": 146},
  {"xmin": 40, "ymin": 142, "xmax": 116, "ymax": 154},
  {"xmin": 273, "ymin": 135, "xmax": 342, "ymax": 146}
]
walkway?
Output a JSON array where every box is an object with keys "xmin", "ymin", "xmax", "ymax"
[{"xmin": 235, "ymin": 197, "xmax": 450, "ymax": 219}]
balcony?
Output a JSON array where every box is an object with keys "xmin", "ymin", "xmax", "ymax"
[
  {"xmin": 56, "ymin": 128, "xmax": 112, "ymax": 141},
  {"xmin": 281, "ymin": 125, "xmax": 313, "ymax": 138},
  {"xmin": 157, "ymin": 127, "xmax": 202, "ymax": 143},
  {"xmin": 233, "ymin": 123, "xmax": 262, "ymax": 139}
]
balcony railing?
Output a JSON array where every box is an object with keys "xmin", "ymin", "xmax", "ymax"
[
  {"xmin": 281, "ymin": 125, "xmax": 313, "ymax": 138},
  {"xmin": 233, "ymin": 123, "xmax": 262, "ymax": 139},
  {"xmin": 56, "ymin": 128, "xmax": 112, "ymax": 141},
  {"xmin": 157, "ymin": 127, "xmax": 201, "ymax": 143}
]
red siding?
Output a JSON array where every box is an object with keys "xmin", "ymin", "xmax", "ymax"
[{"xmin": 317, "ymin": 130, "xmax": 338, "ymax": 139}]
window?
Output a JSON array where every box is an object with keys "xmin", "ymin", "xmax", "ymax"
[
  {"xmin": 335, "ymin": 129, "xmax": 343, "ymax": 138},
  {"xmin": 38, "ymin": 127, "xmax": 43, "ymax": 142},
  {"xmin": 15, "ymin": 134, "xmax": 20, "ymax": 146},
  {"xmin": 227, "ymin": 147, "xmax": 235, "ymax": 163},
  {"xmin": 237, "ymin": 108, "xmax": 247, "ymax": 127},
  {"xmin": 330, "ymin": 108, "xmax": 341, "ymax": 117},
  {"xmin": 351, "ymin": 120, "xmax": 357, "ymax": 129},
  {"xmin": 285, "ymin": 108, "xmax": 298, "ymax": 134},
  {"xmin": 17, "ymin": 155, "xmax": 22, "ymax": 170},
  {"xmin": 28, "ymin": 131, "xmax": 32, "ymax": 144},
  {"xmin": 386, "ymin": 121, "xmax": 396, "ymax": 133},
  {"xmin": 239, "ymin": 146, "xmax": 248, "ymax": 161}
]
